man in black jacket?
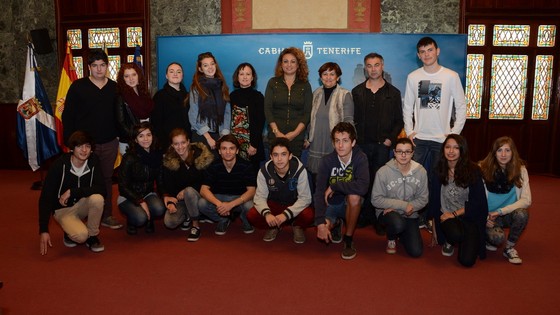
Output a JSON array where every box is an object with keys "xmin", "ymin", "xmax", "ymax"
[
  {"xmin": 352, "ymin": 52, "xmax": 404, "ymax": 233},
  {"xmin": 39, "ymin": 131, "xmax": 106, "ymax": 255}
]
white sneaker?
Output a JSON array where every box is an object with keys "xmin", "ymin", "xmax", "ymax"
[
  {"xmin": 386, "ymin": 240, "xmax": 396, "ymax": 254},
  {"xmin": 486, "ymin": 242, "xmax": 498, "ymax": 251},
  {"xmin": 503, "ymin": 247, "xmax": 522, "ymax": 264}
]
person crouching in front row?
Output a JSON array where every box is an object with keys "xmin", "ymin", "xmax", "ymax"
[
  {"xmin": 247, "ymin": 137, "xmax": 314, "ymax": 243},
  {"xmin": 39, "ymin": 130, "xmax": 106, "ymax": 255}
]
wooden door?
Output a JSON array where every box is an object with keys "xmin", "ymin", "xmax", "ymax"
[{"xmin": 461, "ymin": 8, "xmax": 560, "ymax": 174}]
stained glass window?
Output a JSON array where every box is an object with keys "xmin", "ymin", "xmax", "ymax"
[
  {"xmin": 107, "ymin": 55, "xmax": 121, "ymax": 81},
  {"xmin": 532, "ymin": 55, "xmax": 554, "ymax": 120},
  {"xmin": 468, "ymin": 25, "xmax": 485, "ymax": 46},
  {"xmin": 73, "ymin": 56, "xmax": 83, "ymax": 78},
  {"xmin": 537, "ymin": 25, "xmax": 556, "ymax": 47},
  {"xmin": 127, "ymin": 27, "xmax": 143, "ymax": 47},
  {"xmin": 67, "ymin": 29, "xmax": 82, "ymax": 49},
  {"xmin": 493, "ymin": 25, "xmax": 530, "ymax": 47},
  {"xmin": 465, "ymin": 54, "xmax": 484, "ymax": 119},
  {"xmin": 489, "ymin": 55, "xmax": 528, "ymax": 119},
  {"xmin": 88, "ymin": 28, "xmax": 120, "ymax": 48},
  {"xmin": 127, "ymin": 55, "xmax": 143, "ymax": 65}
]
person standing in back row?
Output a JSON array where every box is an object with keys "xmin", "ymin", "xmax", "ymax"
[
  {"xmin": 189, "ymin": 52, "xmax": 231, "ymax": 154},
  {"xmin": 403, "ymin": 36, "xmax": 467, "ymax": 176},
  {"xmin": 63, "ymin": 49, "xmax": 123, "ymax": 230},
  {"xmin": 403, "ymin": 37, "xmax": 467, "ymax": 229},
  {"xmin": 264, "ymin": 47, "xmax": 312, "ymax": 158},
  {"xmin": 352, "ymin": 53, "xmax": 403, "ymax": 233}
]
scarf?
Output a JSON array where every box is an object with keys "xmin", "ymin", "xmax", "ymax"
[
  {"xmin": 486, "ymin": 168, "xmax": 514, "ymax": 194},
  {"xmin": 197, "ymin": 77, "xmax": 226, "ymax": 131}
]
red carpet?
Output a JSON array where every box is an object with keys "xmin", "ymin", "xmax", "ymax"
[{"xmin": 0, "ymin": 170, "xmax": 559, "ymax": 314}]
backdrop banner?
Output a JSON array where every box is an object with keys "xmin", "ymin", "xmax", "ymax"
[{"xmin": 157, "ymin": 33, "xmax": 467, "ymax": 95}]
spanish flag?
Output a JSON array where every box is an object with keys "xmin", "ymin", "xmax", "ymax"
[{"xmin": 55, "ymin": 42, "xmax": 78, "ymax": 152}]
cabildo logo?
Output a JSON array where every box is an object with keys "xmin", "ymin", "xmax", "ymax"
[
  {"xmin": 303, "ymin": 41, "xmax": 313, "ymax": 59},
  {"xmin": 257, "ymin": 41, "xmax": 361, "ymax": 60}
]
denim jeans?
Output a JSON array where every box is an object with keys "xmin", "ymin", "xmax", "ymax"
[
  {"xmin": 359, "ymin": 143, "xmax": 391, "ymax": 180},
  {"xmin": 379, "ymin": 211, "xmax": 423, "ymax": 257},
  {"xmin": 53, "ymin": 194, "xmax": 104, "ymax": 243},
  {"xmin": 487, "ymin": 208, "xmax": 529, "ymax": 246},
  {"xmin": 413, "ymin": 138, "xmax": 441, "ymax": 222},
  {"xmin": 325, "ymin": 200, "xmax": 348, "ymax": 225},
  {"xmin": 198, "ymin": 193, "xmax": 253, "ymax": 225},
  {"xmin": 119, "ymin": 193, "xmax": 165, "ymax": 227},
  {"xmin": 412, "ymin": 139, "xmax": 441, "ymax": 176},
  {"xmin": 164, "ymin": 187, "xmax": 202, "ymax": 229},
  {"xmin": 358, "ymin": 143, "xmax": 390, "ymax": 226}
]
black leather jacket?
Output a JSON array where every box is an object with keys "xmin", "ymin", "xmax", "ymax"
[{"xmin": 118, "ymin": 145, "xmax": 163, "ymax": 205}]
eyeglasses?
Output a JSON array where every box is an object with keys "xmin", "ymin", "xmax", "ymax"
[{"xmin": 394, "ymin": 150, "xmax": 413, "ymax": 156}]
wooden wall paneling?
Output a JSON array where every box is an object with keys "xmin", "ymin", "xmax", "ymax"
[
  {"xmin": 465, "ymin": 0, "xmax": 560, "ymax": 11},
  {"xmin": 221, "ymin": 0, "xmax": 381, "ymax": 33},
  {"xmin": 550, "ymin": 60, "xmax": 560, "ymax": 175},
  {"xmin": 466, "ymin": 0, "xmax": 495, "ymax": 10},
  {"xmin": 462, "ymin": 120, "xmax": 488, "ymax": 162},
  {"xmin": 526, "ymin": 123, "xmax": 551, "ymax": 172},
  {"xmin": 57, "ymin": 0, "xmax": 144, "ymax": 17}
]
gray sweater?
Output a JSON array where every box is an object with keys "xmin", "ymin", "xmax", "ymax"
[{"xmin": 371, "ymin": 159, "xmax": 429, "ymax": 219}]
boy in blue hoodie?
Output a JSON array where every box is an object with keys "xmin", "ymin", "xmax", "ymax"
[{"xmin": 314, "ymin": 122, "xmax": 370, "ymax": 260}]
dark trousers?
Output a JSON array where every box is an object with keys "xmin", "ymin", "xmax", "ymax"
[
  {"xmin": 441, "ymin": 217, "xmax": 480, "ymax": 267},
  {"xmin": 359, "ymin": 143, "xmax": 390, "ymax": 226},
  {"xmin": 95, "ymin": 138, "xmax": 119, "ymax": 218},
  {"xmin": 380, "ymin": 212, "xmax": 423, "ymax": 257}
]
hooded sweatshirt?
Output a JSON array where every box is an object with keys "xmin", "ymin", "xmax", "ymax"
[{"xmin": 371, "ymin": 159, "xmax": 429, "ymax": 219}]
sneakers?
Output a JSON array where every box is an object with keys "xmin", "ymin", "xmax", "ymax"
[
  {"xmin": 180, "ymin": 217, "xmax": 192, "ymax": 231},
  {"xmin": 215, "ymin": 219, "xmax": 231, "ymax": 235},
  {"xmin": 503, "ymin": 247, "xmax": 522, "ymax": 264},
  {"xmin": 263, "ymin": 228, "xmax": 280, "ymax": 242},
  {"xmin": 292, "ymin": 226, "xmax": 306, "ymax": 244},
  {"xmin": 63, "ymin": 233, "xmax": 77, "ymax": 248},
  {"xmin": 199, "ymin": 216, "xmax": 214, "ymax": 224},
  {"xmin": 418, "ymin": 216, "xmax": 428, "ymax": 229},
  {"xmin": 331, "ymin": 219, "xmax": 343, "ymax": 244},
  {"xmin": 145, "ymin": 220, "xmax": 155, "ymax": 233},
  {"xmin": 341, "ymin": 242, "xmax": 357, "ymax": 260},
  {"xmin": 486, "ymin": 242, "xmax": 498, "ymax": 251},
  {"xmin": 419, "ymin": 216, "xmax": 433, "ymax": 233},
  {"xmin": 441, "ymin": 242, "xmax": 454, "ymax": 256},
  {"xmin": 242, "ymin": 222, "xmax": 255, "ymax": 234},
  {"xmin": 85, "ymin": 236, "xmax": 105, "ymax": 253},
  {"xmin": 386, "ymin": 240, "xmax": 397, "ymax": 254},
  {"xmin": 187, "ymin": 227, "xmax": 201, "ymax": 242},
  {"xmin": 101, "ymin": 216, "xmax": 123, "ymax": 229}
]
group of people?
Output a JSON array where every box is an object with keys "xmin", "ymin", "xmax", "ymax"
[{"xmin": 38, "ymin": 37, "xmax": 531, "ymax": 267}]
